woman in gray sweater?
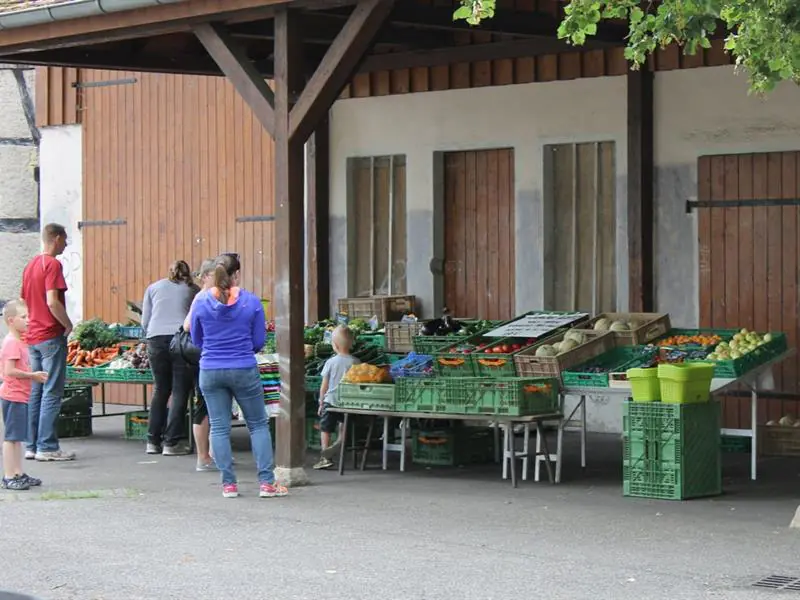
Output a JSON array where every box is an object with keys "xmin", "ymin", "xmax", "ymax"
[{"xmin": 141, "ymin": 260, "xmax": 198, "ymax": 455}]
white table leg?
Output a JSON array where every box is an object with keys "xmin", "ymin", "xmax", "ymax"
[
  {"xmin": 533, "ymin": 425, "xmax": 542, "ymax": 482},
  {"xmin": 502, "ymin": 426, "xmax": 509, "ymax": 480},
  {"xmin": 382, "ymin": 417, "xmax": 389, "ymax": 471},
  {"xmin": 522, "ymin": 424, "xmax": 530, "ymax": 481},
  {"xmin": 493, "ymin": 422, "xmax": 501, "ymax": 464},
  {"xmin": 556, "ymin": 416, "xmax": 564, "ymax": 484},
  {"xmin": 751, "ymin": 389, "xmax": 758, "ymax": 481},
  {"xmin": 580, "ymin": 394, "xmax": 587, "ymax": 469},
  {"xmin": 400, "ymin": 417, "xmax": 407, "ymax": 472}
]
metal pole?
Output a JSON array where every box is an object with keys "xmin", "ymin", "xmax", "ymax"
[
  {"xmin": 388, "ymin": 155, "xmax": 395, "ymax": 295},
  {"xmin": 571, "ymin": 144, "xmax": 578, "ymax": 311},
  {"xmin": 369, "ymin": 156, "xmax": 375, "ymax": 295},
  {"xmin": 593, "ymin": 142, "xmax": 601, "ymax": 315}
]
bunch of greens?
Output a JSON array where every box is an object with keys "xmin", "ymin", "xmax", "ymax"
[{"xmin": 73, "ymin": 319, "xmax": 121, "ymax": 350}]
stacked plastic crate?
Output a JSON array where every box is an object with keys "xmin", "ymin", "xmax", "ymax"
[{"xmin": 623, "ymin": 363, "xmax": 722, "ymax": 500}]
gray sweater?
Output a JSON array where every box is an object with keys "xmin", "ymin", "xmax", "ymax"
[{"xmin": 141, "ymin": 279, "xmax": 198, "ymax": 338}]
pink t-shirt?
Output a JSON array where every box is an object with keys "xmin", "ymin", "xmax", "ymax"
[{"xmin": 0, "ymin": 334, "xmax": 31, "ymax": 402}]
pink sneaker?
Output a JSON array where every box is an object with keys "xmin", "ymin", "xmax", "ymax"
[
  {"xmin": 222, "ymin": 483, "xmax": 239, "ymax": 498},
  {"xmin": 259, "ymin": 482, "xmax": 288, "ymax": 498}
]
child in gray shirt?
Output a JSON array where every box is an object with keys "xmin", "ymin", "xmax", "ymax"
[{"xmin": 314, "ymin": 325, "xmax": 359, "ymax": 470}]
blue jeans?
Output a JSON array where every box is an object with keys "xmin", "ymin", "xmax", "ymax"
[
  {"xmin": 199, "ymin": 366, "xmax": 275, "ymax": 486},
  {"xmin": 27, "ymin": 335, "xmax": 68, "ymax": 453}
]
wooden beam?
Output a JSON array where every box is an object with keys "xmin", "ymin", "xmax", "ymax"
[
  {"xmin": 193, "ymin": 22, "xmax": 275, "ymax": 136},
  {"xmin": 306, "ymin": 117, "xmax": 331, "ymax": 322},
  {"xmin": 273, "ymin": 7, "xmax": 308, "ymax": 479},
  {"xmin": 358, "ymin": 37, "xmax": 615, "ymax": 73},
  {"xmin": 289, "ymin": 0, "xmax": 394, "ymax": 145},
  {"xmin": 627, "ymin": 67, "xmax": 655, "ymax": 312}
]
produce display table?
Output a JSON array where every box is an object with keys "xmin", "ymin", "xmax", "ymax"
[
  {"xmin": 559, "ymin": 349, "xmax": 795, "ymax": 481},
  {"xmin": 326, "ymin": 407, "xmax": 564, "ymax": 488}
]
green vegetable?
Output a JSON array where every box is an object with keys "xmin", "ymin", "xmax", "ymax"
[{"xmin": 73, "ymin": 318, "xmax": 121, "ymax": 351}]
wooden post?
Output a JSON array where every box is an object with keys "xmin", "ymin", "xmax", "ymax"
[
  {"xmin": 627, "ymin": 66, "xmax": 654, "ymax": 312},
  {"xmin": 273, "ymin": 7, "xmax": 308, "ymax": 484},
  {"xmin": 307, "ymin": 117, "xmax": 330, "ymax": 322}
]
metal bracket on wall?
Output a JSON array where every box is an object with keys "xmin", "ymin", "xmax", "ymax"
[
  {"xmin": 77, "ymin": 219, "xmax": 127, "ymax": 230},
  {"xmin": 73, "ymin": 78, "xmax": 138, "ymax": 89},
  {"xmin": 685, "ymin": 198, "xmax": 800, "ymax": 213},
  {"xmin": 235, "ymin": 215, "xmax": 276, "ymax": 223}
]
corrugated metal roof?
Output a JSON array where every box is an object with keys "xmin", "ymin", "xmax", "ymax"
[{"xmin": 0, "ymin": 0, "xmax": 72, "ymax": 13}]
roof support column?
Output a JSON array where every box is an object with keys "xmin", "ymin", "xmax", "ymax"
[
  {"xmin": 627, "ymin": 66, "xmax": 654, "ymax": 312},
  {"xmin": 272, "ymin": 6, "xmax": 309, "ymax": 485},
  {"xmin": 306, "ymin": 117, "xmax": 330, "ymax": 323}
]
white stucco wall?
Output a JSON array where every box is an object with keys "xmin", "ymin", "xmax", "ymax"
[
  {"xmin": 0, "ymin": 67, "xmax": 39, "ymax": 319},
  {"xmin": 329, "ymin": 65, "xmax": 800, "ymax": 433},
  {"xmin": 39, "ymin": 125, "xmax": 83, "ymax": 323}
]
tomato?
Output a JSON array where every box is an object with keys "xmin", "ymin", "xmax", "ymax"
[
  {"xmin": 484, "ymin": 348, "xmax": 494, "ymax": 354},
  {"xmin": 501, "ymin": 345, "xmax": 510, "ymax": 353},
  {"xmin": 492, "ymin": 347, "xmax": 502, "ymax": 353},
  {"xmin": 511, "ymin": 344, "xmax": 521, "ymax": 351}
]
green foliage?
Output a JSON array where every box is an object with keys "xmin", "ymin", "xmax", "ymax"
[{"xmin": 453, "ymin": 0, "xmax": 800, "ymax": 93}]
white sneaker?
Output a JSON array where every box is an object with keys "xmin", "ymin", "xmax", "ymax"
[
  {"xmin": 24, "ymin": 450, "xmax": 35, "ymax": 460},
  {"xmin": 35, "ymin": 449, "xmax": 76, "ymax": 462}
]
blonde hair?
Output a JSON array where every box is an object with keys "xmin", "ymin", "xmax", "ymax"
[
  {"xmin": 332, "ymin": 325, "xmax": 355, "ymax": 353},
  {"xmin": 3, "ymin": 299, "xmax": 26, "ymax": 320}
]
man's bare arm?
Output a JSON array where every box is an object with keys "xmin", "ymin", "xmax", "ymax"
[{"xmin": 46, "ymin": 289, "xmax": 73, "ymax": 336}]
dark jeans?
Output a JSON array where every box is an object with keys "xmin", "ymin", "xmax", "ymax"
[{"xmin": 146, "ymin": 335, "xmax": 193, "ymax": 447}]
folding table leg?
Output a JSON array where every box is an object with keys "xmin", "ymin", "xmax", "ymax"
[
  {"xmin": 502, "ymin": 426, "xmax": 509, "ymax": 480},
  {"xmin": 580, "ymin": 395, "xmax": 587, "ymax": 469},
  {"xmin": 338, "ymin": 413, "xmax": 349, "ymax": 476},
  {"xmin": 534, "ymin": 425, "xmax": 543, "ymax": 482},
  {"xmin": 750, "ymin": 390, "xmax": 758, "ymax": 481},
  {"xmin": 506, "ymin": 422, "xmax": 517, "ymax": 488},
  {"xmin": 360, "ymin": 417, "xmax": 375, "ymax": 471},
  {"xmin": 382, "ymin": 417, "xmax": 390, "ymax": 470},
  {"xmin": 400, "ymin": 418, "xmax": 408, "ymax": 472},
  {"xmin": 522, "ymin": 424, "xmax": 530, "ymax": 481},
  {"xmin": 537, "ymin": 422, "xmax": 554, "ymax": 483},
  {"xmin": 556, "ymin": 416, "xmax": 564, "ymax": 484}
]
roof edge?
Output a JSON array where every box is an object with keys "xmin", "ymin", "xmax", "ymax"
[{"xmin": 0, "ymin": 0, "xmax": 184, "ymax": 30}]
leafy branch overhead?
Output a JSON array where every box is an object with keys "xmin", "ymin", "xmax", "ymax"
[{"xmin": 453, "ymin": 0, "xmax": 800, "ymax": 93}]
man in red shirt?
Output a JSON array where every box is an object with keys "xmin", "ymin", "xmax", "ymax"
[{"xmin": 20, "ymin": 223, "xmax": 75, "ymax": 462}]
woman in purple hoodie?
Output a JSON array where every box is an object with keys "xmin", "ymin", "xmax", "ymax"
[{"xmin": 190, "ymin": 254, "xmax": 288, "ymax": 499}]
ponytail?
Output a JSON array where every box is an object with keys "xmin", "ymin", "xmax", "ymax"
[
  {"xmin": 213, "ymin": 264, "xmax": 232, "ymax": 304},
  {"xmin": 169, "ymin": 260, "xmax": 192, "ymax": 284}
]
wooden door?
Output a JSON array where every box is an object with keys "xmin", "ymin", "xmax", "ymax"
[
  {"xmin": 443, "ymin": 149, "xmax": 515, "ymax": 320},
  {"xmin": 698, "ymin": 152, "xmax": 800, "ymax": 429}
]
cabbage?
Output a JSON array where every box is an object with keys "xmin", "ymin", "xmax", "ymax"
[
  {"xmin": 609, "ymin": 320, "xmax": 630, "ymax": 332},
  {"xmin": 535, "ymin": 344, "xmax": 557, "ymax": 358},
  {"xmin": 564, "ymin": 330, "xmax": 585, "ymax": 345},
  {"xmin": 593, "ymin": 318, "xmax": 611, "ymax": 331}
]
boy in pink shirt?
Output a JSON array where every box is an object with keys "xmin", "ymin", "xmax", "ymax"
[{"xmin": 1, "ymin": 300, "xmax": 48, "ymax": 491}]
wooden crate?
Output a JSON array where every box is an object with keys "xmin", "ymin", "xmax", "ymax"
[
  {"xmin": 514, "ymin": 331, "xmax": 615, "ymax": 383},
  {"xmin": 337, "ymin": 295, "xmax": 416, "ymax": 323},
  {"xmin": 758, "ymin": 425, "xmax": 800, "ymax": 457},
  {"xmin": 385, "ymin": 321, "xmax": 425, "ymax": 353},
  {"xmin": 576, "ymin": 313, "xmax": 670, "ymax": 346}
]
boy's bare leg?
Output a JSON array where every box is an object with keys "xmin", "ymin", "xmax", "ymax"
[
  {"xmin": 3, "ymin": 441, "xmax": 22, "ymax": 478},
  {"xmin": 193, "ymin": 417, "xmax": 212, "ymax": 464}
]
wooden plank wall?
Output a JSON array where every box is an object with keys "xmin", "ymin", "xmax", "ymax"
[
  {"xmin": 342, "ymin": 0, "xmax": 733, "ymax": 99},
  {"xmin": 698, "ymin": 153, "xmax": 799, "ymax": 429},
  {"xmin": 443, "ymin": 148, "xmax": 515, "ymax": 320},
  {"xmin": 35, "ymin": 66, "xmax": 81, "ymax": 127}
]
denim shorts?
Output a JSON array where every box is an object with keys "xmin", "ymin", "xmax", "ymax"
[
  {"xmin": 1, "ymin": 399, "xmax": 28, "ymax": 442},
  {"xmin": 319, "ymin": 403, "xmax": 343, "ymax": 434}
]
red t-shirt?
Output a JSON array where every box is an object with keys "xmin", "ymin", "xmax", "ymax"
[
  {"xmin": 0, "ymin": 334, "xmax": 31, "ymax": 402},
  {"xmin": 21, "ymin": 254, "xmax": 68, "ymax": 346}
]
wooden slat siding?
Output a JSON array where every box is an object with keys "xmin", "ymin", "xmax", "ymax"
[
  {"xmin": 443, "ymin": 149, "xmax": 515, "ymax": 319},
  {"xmin": 340, "ymin": 38, "xmax": 732, "ymax": 99},
  {"xmin": 35, "ymin": 66, "xmax": 82, "ymax": 127},
  {"xmin": 698, "ymin": 152, "xmax": 800, "ymax": 429},
  {"xmin": 79, "ymin": 70, "xmax": 275, "ymax": 404}
]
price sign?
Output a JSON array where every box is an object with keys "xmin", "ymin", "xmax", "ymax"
[{"xmin": 485, "ymin": 312, "xmax": 589, "ymax": 338}]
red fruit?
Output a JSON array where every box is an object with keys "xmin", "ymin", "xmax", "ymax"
[
  {"xmin": 501, "ymin": 345, "xmax": 510, "ymax": 353},
  {"xmin": 484, "ymin": 348, "xmax": 493, "ymax": 354},
  {"xmin": 511, "ymin": 344, "xmax": 521, "ymax": 351}
]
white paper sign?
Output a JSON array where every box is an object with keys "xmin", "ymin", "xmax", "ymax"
[{"xmin": 485, "ymin": 312, "xmax": 589, "ymax": 338}]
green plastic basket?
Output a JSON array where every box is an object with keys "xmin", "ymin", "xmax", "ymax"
[
  {"xmin": 336, "ymin": 383, "xmax": 396, "ymax": 411},
  {"xmin": 124, "ymin": 411, "xmax": 149, "ymax": 441},
  {"xmin": 657, "ymin": 363, "xmax": 714, "ymax": 404},
  {"xmin": 627, "ymin": 367, "xmax": 660, "ymax": 402}
]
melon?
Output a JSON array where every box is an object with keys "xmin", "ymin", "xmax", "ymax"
[
  {"xmin": 594, "ymin": 318, "xmax": 611, "ymax": 331},
  {"xmin": 564, "ymin": 330, "xmax": 585, "ymax": 345},
  {"xmin": 609, "ymin": 320, "xmax": 630, "ymax": 332},
  {"xmin": 779, "ymin": 415, "xmax": 796, "ymax": 427},
  {"xmin": 535, "ymin": 344, "xmax": 557, "ymax": 358},
  {"xmin": 558, "ymin": 339, "xmax": 579, "ymax": 354}
]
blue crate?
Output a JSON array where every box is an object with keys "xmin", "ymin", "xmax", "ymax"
[
  {"xmin": 114, "ymin": 325, "xmax": 143, "ymax": 340},
  {"xmin": 390, "ymin": 352, "xmax": 434, "ymax": 379}
]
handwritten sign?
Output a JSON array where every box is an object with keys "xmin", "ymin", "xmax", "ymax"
[{"xmin": 485, "ymin": 312, "xmax": 589, "ymax": 338}]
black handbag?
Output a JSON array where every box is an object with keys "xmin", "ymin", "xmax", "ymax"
[{"xmin": 170, "ymin": 326, "xmax": 201, "ymax": 366}]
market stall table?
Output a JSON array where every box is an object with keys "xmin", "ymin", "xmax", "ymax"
[
  {"xmin": 556, "ymin": 349, "xmax": 795, "ymax": 481},
  {"xmin": 326, "ymin": 407, "xmax": 565, "ymax": 488}
]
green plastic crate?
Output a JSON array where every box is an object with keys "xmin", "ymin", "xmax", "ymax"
[
  {"xmin": 336, "ymin": 383, "xmax": 396, "ymax": 411},
  {"xmin": 57, "ymin": 385, "xmax": 93, "ymax": 438},
  {"xmin": 412, "ymin": 426, "xmax": 494, "ymax": 467},
  {"xmin": 695, "ymin": 331, "xmax": 788, "ymax": 378},
  {"xmin": 93, "ymin": 364, "xmax": 154, "ymax": 383},
  {"xmin": 472, "ymin": 337, "xmax": 538, "ymax": 378},
  {"xmin": 412, "ymin": 320, "xmax": 505, "ymax": 355},
  {"xmin": 359, "ymin": 333, "xmax": 385, "ymax": 350},
  {"xmin": 306, "ymin": 417, "xmax": 337, "ymax": 451},
  {"xmin": 124, "ymin": 410, "xmax": 149, "ymax": 441},
  {"xmin": 563, "ymin": 347, "xmax": 654, "ymax": 388},
  {"xmin": 66, "ymin": 366, "xmax": 98, "ymax": 381},
  {"xmin": 622, "ymin": 401, "xmax": 722, "ymax": 500},
  {"xmin": 449, "ymin": 377, "xmax": 560, "ymax": 417},
  {"xmin": 721, "ymin": 434, "xmax": 751, "ymax": 453},
  {"xmin": 395, "ymin": 377, "xmax": 451, "ymax": 413},
  {"xmin": 432, "ymin": 350, "xmax": 477, "ymax": 377}
]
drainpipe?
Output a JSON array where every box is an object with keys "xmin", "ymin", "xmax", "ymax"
[{"xmin": 0, "ymin": 0, "xmax": 183, "ymax": 30}]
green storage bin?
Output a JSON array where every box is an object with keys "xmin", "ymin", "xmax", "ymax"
[
  {"xmin": 57, "ymin": 385, "xmax": 94, "ymax": 438},
  {"xmin": 412, "ymin": 426, "xmax": 494, "ymax": 467},
  {"xmin": 657, "ymin": 363, "xmax": 714, "ymax": 404},
  {"xmin": 623, "ymin": 401, "xmax": 721, "ymax": 500},
  {"xmin": 124, "ymin": 410, "xmax": 149, "ymax": 441},
  {"xmin": 627, "ymin": 367, "xmax": 660, "ymax": 402},
  {"xmin": 449, "ymin": 377, "xmax": 560, "ymax": 417},
  {"xmin": 395, "ymin": 377, "xmax": 450, "ymax": 413},
  {"xmin": 336, "ymin": 383, "xmax": 396, "ymax": 411}
]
